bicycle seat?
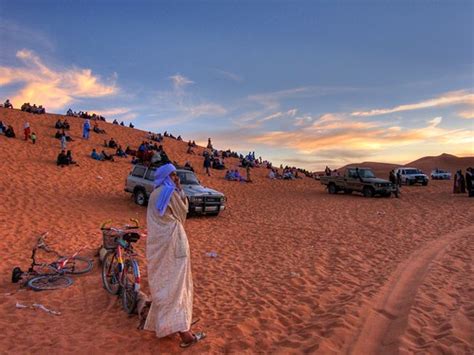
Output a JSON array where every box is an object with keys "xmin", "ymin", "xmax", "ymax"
[{"xmin": 123, "ymin": 232, "xmax": 141, "ymax": 243}]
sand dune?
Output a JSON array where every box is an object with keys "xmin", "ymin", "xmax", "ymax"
[{"xmin": 0, "ymin": 108, "xmax": 473, "ymax": 354}]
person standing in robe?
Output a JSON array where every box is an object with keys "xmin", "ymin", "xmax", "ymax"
[
  {"xmin": 83, "ymin": 119, "xmax": 90, "ymax": 139},
  {"xmin": 145, "ymin": 163, "xmax": 206, "ymax": 348}
]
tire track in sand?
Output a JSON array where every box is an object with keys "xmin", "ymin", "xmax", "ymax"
[{"xmin": 347, "ymin": 225, "xmax": 474, "ymax": 355}]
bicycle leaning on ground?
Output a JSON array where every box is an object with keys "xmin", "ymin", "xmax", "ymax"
[
  {"xmin": 11, "ymin": 232, "xmax": 93, "ymax": 291},
  {"xmin": 100, "ymin": 219, "xmax": 142, "ymax": 314}
]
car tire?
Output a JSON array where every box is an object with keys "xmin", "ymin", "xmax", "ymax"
[
  {"xmin": 363, "ymin": 186, "xmax": 374, "ymax": 198},
  {"xmin": 328, "ymin": 184, "xmax": 337, "ymax": 194},
  {"xmin": 344, "ymin": 189, "xmax": 352, "ymax": 194},
  {"xmin": 422, "ymin": 181, "xmax": 428, "ymax": 186},
  {"xmin": 134, "ymin": 189, "xmax": 147, "ymax": 206}
]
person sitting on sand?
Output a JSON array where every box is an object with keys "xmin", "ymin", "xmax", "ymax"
[
  {"xmin": 30, "ymin": 132, "xmax": 37, "ymax": 144},
  {"xmin": 108, "ymin": 138, "xmax": 118, "ymax": 149},
  {"xmin": 93, "ymin": 122, "xmax": 106, "ymax": 134},
  {"xmin": 101, "ymin": 150, "xmax": 114, "ymax": 161},
  {"xmin": 3, "ymin": 99, "xmax": 13, "ymax": 109},
  {"xmin": 129, "ymin": 122, "xmax": 134, "ymax": 128},
  {"xmin": 113, "ymin": 119, "xmax": 119, "ymax": 125},
  {"xmin": 91, "ymin": 149, "xmax": 102, "ymax": 161},
  {"xmin": 186, "ymin": 145, "xmax": 195, "ymax": 154},
  {"xmin": 145, "ymin": 164, "xmax": 206, "ymax": 348},
  {"xmin": 55, "ymin": 119, "xmax": 64, "ymax": 129},
  {"xmin": 116, "ymin": 145, "xmax": 127, "ymax": 157},
  {"xmin": 125, "ymin": 146, "xmax": 137, "ymax": 156},
  {"xmin": 0, "ymin": 120, "xmax": 5, "ymax": 134},
  {"xmin": 184, "ymin": 161, "xmax": 194, "ymax": 172},
  {"xmin": 55, "ymin": 130, "xmax": 62, "ymax": 139},
  {"xmin": 63, "ymin": 119, "xmax": 70, "ymax": 130},
  {"xmin": 66, "ymin": 150, "xmax": 77, "ymax": 165},
  {"xmin": 269, "ymin": 170, "xmax": 276, "ymax": 179},
  {"xmin": 120, "ymin": 121, "xmax": 125, "ymax": 126},
  {"xmin": 56, "ymin": 150, "xmax": 69, "ymax": 166},
  {"xmin": 5, "ymin": 125, "xmax": 16, "ymax": 138}
]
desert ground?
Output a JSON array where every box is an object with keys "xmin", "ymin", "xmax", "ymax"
[{"xmin": 0, "ymin": 108, "xmax": 473, "ymax": 354}]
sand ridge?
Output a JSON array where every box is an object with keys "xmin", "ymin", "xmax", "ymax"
[{"xmin": 0, "ymin": 108, "xmax": 473, "ymax": 353}]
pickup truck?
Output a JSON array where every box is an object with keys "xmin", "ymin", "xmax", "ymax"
[
  {"xmin": 125, "ymin": 164, "xmax": 226, "ymax": 215},
  {"xmin": 320, "ymin": 167, "xmax": 397, "ymax": 197}
]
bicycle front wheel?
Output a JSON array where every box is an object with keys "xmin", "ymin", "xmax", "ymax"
[
  {"xmin": 28, "ymin": 274, "xmax": 73, "ymax": 291},
  {"xmin": 121, "ymin": 259, "xmax": 140, "ymax": 314},
  {"xmin": 102, "ymin": 252, "xmax": 121, "ymax": 295},
  {"xmin": 63, "ymin": 256, "xmax": 93, "ymax": 275}
]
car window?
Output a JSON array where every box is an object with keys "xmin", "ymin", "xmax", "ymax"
[
  {"xmin": 178, "ymin": 171, "xmax": 200, "ymax": 185},
  {"xmin": 145, "ymin": 168, "xmax": 156, "ymax": 181},
  {"xmin": 132, "ymin": 166, "xmax": 147, "ymax": 178}
]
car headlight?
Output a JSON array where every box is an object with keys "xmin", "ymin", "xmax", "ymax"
[{"xmin": 220, "ymin": 196, "xmax": 225, "ymax": 203}]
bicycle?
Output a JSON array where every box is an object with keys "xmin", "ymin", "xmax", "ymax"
[
  {"xmin": 100, "ymin": 219, "xmax": 142, "ymax": 314},
  {"xmin": 11, "ymin": 232, "xmax": 93, "ymax": 291}
]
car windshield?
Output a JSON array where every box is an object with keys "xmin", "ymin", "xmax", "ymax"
[
  {"xmin": 178, "ymin": 172, "xmax": 200, "ymax": 185},
  {"xmin": 405, "ymin": 169, "xmax": 419, "ymax": 175},
  {"xmin": 358, "ymin": 169, "xmax": 376, "ymax": 178}
]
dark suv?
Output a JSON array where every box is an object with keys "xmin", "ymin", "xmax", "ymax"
[{"xmin": 125, "ymin": 164, "xmax": 226, "ymax": 215}]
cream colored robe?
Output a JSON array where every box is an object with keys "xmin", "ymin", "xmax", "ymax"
[{"xmin": 144, "ymin": 186, "xmax": 193, "ymax": 338}]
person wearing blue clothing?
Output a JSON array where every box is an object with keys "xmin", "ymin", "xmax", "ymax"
[
  {"xmin": 91, "ymin": 148, "xmax": 102, "ymax": 160},
  {"xmin": 83, "ymin": 119, "xmax": 91, "ymax": 139}
]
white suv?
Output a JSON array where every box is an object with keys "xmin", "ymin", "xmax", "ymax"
[
  {"xmin": 394, "ymin": 167, "xmax": 429, "ymax": 186},
  {"xmin": 431, "ymin": 169, "xmax": 451, "ymax": 180}
]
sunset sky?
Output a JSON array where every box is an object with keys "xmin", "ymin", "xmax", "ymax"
[{"xmin": 1, "ymin": 0, "xmax": 472, "ymax": 170}]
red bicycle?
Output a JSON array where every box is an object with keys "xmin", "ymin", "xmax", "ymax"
[{"xmin": 12, "ymin": 232, "xmax": 93, "ymax": 291}]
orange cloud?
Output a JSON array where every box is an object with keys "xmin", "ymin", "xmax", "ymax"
[
  {"xmin": 0, "ymin": 49, "xmax": 117, "ymax": 110},
  {"xmin": 249, "ymin": 115, "xmax": 473, "ymax": 154}
]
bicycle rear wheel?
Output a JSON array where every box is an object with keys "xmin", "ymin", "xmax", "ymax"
[
  {"xmin": 63, "ymin": 256, "xmax": 93, "ymax": 275},
  {"xmin": 121, "ymin": 259, "xmax": 140, "ymax": 314},
  {"xmin": 28, "ymin": 274, "xmax": 73, "ymax": 291},
  {"xmin": 102, "ymin": 252, "xmax": 121, "ymax": 295}
]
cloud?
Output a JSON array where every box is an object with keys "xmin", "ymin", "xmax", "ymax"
[
  {"xmin": 0, "ymin": 49, "xmax": 117, "ymax": 110},
  {"xmin": 213, "ymin": 68, "xmax": 243, "ymax": 82},
  {"xmin": 458, "ymin": 110, "xmax": 474, "ymax": 119},
  {"xmin": 169, "ymin": 74, "xmax": 194, "ymax": 90},
  {"xmin": 185, "ymin": 103, "xmax": 227, "ymax": 117},
  {"xmin": 352, "ymin": 90, "xmax": 474, "ymax": 117},
  {"xmin": 245, "ymin": 114, "xmax": 472, "ymax": 156}
]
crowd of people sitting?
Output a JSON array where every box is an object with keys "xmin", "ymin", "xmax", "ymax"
[
  {"xmin": 267, "ymin": 167, "xmax": 302, "ymax": 180},
  {"xmin": 67, "ymin": 109, "xmax": 106, "ymax": 121},
  {"xmin": 21, "ymin": 102, "xmax": 45, "ymax": 114},
  {"xmin": 224, "ymin": 169, "xmax": 246, "ymax": 182},
  {"xmin": 90, "ymin": 148, "xmax": 115, "ymax": 162},
  {"xmin": 112, "ymin": 119, "xmax": 134, "ymax": 128},
  {"xmin": 147, "ymin": 132, "xmax": 163, "ymax": 142},
  {"xmin": 56, "ymin": 150, "xmax": 77, "ymax": 167},
  {"xmin": 55, "ymin": 119, "xmax": 70, "ymax": 130}
]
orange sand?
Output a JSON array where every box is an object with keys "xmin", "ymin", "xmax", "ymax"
[{"xmin": 1, "ymin": 108, "xmax": 473, "ymax": 354}]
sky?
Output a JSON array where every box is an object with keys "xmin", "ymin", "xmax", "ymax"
[{"xmin": 0, "ymin": 0, "xmax": 473, "ymax": 170}]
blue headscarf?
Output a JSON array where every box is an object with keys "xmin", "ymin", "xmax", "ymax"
[{"xmin": 154, "ymin": 163, "xmax": 177, "ymax": 216}]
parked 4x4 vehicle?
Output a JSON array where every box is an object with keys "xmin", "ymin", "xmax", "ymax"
[
  {"xmin": 320, "ymin": 167, "xmax": 397, "ymax": 197},
  {"xmin": 430, "ymin": 168, "xmax": 451, "ymax": 180},
  {"xmin": 394, "ymin": 167, "xmax": 429, "ymax": 186},
  {"xmin": 125, "ymin": 164, "xmax": 226, "ymax": 215}
]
